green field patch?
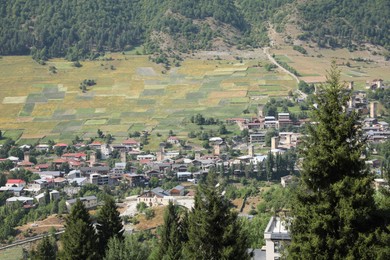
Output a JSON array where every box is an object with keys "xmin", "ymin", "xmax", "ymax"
[
  {"xmin": 137, "ymin": 99, "xmax": 156, "ymax": 105},
  {"xmin": 232, "ymin": 71, "xmax": 247, "ymax": 77},
  {"xmin": 344, "ymin": 70, "xmax": 367, "ymax": 77},
  {"xmin": 107, "ymin": 118, "xmax": 121, "ymax": 124},
  {"xmin": 59, "ymin": 132, "xmax": 78, "ymax": 140},
  {"xmin": 141, "ymin": 89, "xmax": 165, "ymax": 96},
  {"xmin": 52, "ymin": 120, "xmax": 84, "ymax": 133},
  {"xmin": 55, "ymin": 114, "xmax": 77, "ymax": 120},
  {"xmin": 171, "ymin": 99, "xmax": 198, "ymax": 105},
  {"xmin": 19, "ymin": 103, "xmax": 35, "ymax": 116},
  {"xmin": 2, "ymin": 129, "xmax": 23, "ymax": 140},
  {"xmin": 44, "ymin": 91, "xmax": 66, "ymax": 99},
  {"xmin": 274, "ymin": 55, "xmax": 292, "ymax": 63},
  {"xmin": 26, "ymin": 93, "xmax": 48, "ymax": 103},
  {"xmin": 2, "ymin": 96, "xmax": 27, "ymax": 104},
  {"xmin": 229, "ymin": 97, "xmax": 249, "ymax": 103},
  {"xmin": 248, "ymin": 91, "xmax": 268, "ymax": 96},
  {"xmin": 85, "ymin": 119, "xmax": 108, "ymax": 125},
  {"xmin": 129, "ymin": 123, "xmax": 147, "ymax": 131},
  {"xmin": 186, "ymin": 92, "xmax": 206, "ymax": 99},
  {"xmin": 18, "ymin": 138, "xmax": 41, "ymax": 145},
  {"xmin": 301, "ymin": 73, "xmax": 321, "ymax": 77},
  {"xmin": 77, "ymin": 108, "xmax": 95, "ymax": 114},
  {"xmin": 0, "ymin": 246, "xmax": 23, "ymax": 260}
]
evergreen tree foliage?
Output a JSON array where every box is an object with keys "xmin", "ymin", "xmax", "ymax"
[
  {"xmin": 183, "ymin": 171, "xmax": 250, "ymax": 260},
  {"xmin": 60, "ymin": 199, "xmax": 99, "ymax": 260},
  {"xmin": 96, "ymin": 196, "xmax": 124, "ymax": 257},
  {"xmin": 288, "ymin": 62, "xmax": 390, "ymax": 259},
  {"xmin": 31, "ymin": 235, "xmax": 57, "ymax": 260},
  {"xmin": 154, "ymin": 201, "xmax": 187, "ymax": 260},
  {"xmin": 104, "ymin": 233, "xmax": 152, "ymax": 260}
]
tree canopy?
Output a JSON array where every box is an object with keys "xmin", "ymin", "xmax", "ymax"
[
  {"xmin": 183, "ymin": 171, "xmax": 250, "ymax": 259},
  {"xmin": 288, "ymin": 62, "xmax": 390, "ymax": 259}
]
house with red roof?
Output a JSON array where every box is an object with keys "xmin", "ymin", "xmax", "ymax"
[
  {"xmin": 122, "ymin": 139, "xmax": 140, "ymax": 149},
  {"xmin": 88, "ymin": 141, "xmax": 102, "ymax": 150},
  {"xmin": 6, "ymin": 179, "xmax": 26, "ymax": 188},
  {"xmin": 35, "ymin": 164, "xmax": 50, "ymax": 171},
  {"xmin": 17, "ymin": 161, "xmax": 35, "ymax": 167},
  {"xmin": 61, "ymin": 153, "xmax": 87, "ymax": 161},
  {"xmin": 53, "ymin": 143, "xmax": 68, "ymax": 148}
]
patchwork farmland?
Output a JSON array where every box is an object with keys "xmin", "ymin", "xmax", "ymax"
[{"xmin": 0, "ymin": 54, "xmax": 296, "ymax": 145}]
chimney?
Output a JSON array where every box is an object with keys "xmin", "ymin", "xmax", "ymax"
[
  {"xmin": 214, "ymin": 144, "xmax": 221, "ymax": 156},
  {"xmin": 156, "ymin": 151, "xmax": 164, "ymax": 161},
  {"xmin": 370, "ymin": 102, "xmax": 377, "ymax": 118},
  {"xmin": 271, "ymin": 136, "xmax": 279, "ymax": 150},
  {"xmin": 24, "ymin": 152, "xmax": 30, "ymax": 162},
  {"xmin": 89, "ymin": 151, "xmax": 96, "ymax": 167},
  {"xmin": 120, "ymin": 149, "xmax": 127, "ymax": 163},
  {"xmin": 248, "ymin": 145, "xmax": 254, "ymax": 157}
]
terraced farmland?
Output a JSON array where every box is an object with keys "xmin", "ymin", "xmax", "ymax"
[{"xmin": 0, "ymin": 54, "xmax": 296, "ymax": 144}]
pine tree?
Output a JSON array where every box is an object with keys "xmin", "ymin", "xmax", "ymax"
[
  {"xmin": 96, "ymin": 196, "xmax": 124, "ymax": 257},
  {"xmin": 183, "ymin": 171, "xmax": 250, "ymax": 259},
  {"xmin": 104, "ymin": 234, "xmax": 152, "ymax": 260},
  {"xmin": 288, "ymin": 62, "xmax": 387, "ymax": 259},
  {"xmin": 60, "ymin": 199, "xmax": 99, "ymax": 260},
  {"xmin": 31, "ymin": 235, "xmax": 57, "ymax": 260},
  {"xmin": 154, "ymin": 201, "xmax": 186, "ymax": 260}
]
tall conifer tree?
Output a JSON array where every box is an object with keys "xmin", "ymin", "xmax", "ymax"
[
  {"xmin": 60, "ymin": 199, "xmax": 99, "ymax": 260},
  {"xmin": 288, "ymin": 62, "xmax": 384, "ymax": 259},
  {"xmin": 31, "ymin": 235, "xmax": 57, "ymax": 260},
  {"xmin": 96, "ymin": 196, "xmax": 124, "ymax": 257},
  {"xmin": 183, "ymin": 171, "xmax": 249, "ymax": 259},
  {"xmin": 154, "ymin": 201, "xmax": 186, "ymax": 260}
]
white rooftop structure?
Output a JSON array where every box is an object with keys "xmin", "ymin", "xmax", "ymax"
[{"xmin": 264, "ymin": 216, "xmax": 291, "ymax": 260}]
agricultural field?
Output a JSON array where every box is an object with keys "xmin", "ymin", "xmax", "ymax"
[
  {"xmin": 271, "ymin": 45, "xmax": 390, "ymax": 90},
  {"xmin": 0, "ymin": 53, "xmax": 296, "ymax": 145}
]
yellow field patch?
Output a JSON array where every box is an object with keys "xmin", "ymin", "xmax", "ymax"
[
  {"xmin": 31, "ymin": 102, "xmax": 58, "ymax": 117},
  {"xmin": 208, "ymin": 90, "xmax": 247, "ymax": 99},
  {"xmin": 3, "ymin": 96, "xmax": 27, "ymax": 104}
]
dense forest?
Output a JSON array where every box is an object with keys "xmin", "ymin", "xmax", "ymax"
[{"xmin": 0, "ymin": 0, "xmax": 389, "ymax": 60}]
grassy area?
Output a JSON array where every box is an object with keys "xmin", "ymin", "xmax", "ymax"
[
  {"xmin": 0, "ymin": 54, "xmax": 297, "ymax": 143},
  {"xmin": 0, "ymin": 246, "xmax": 23, "ymax": 260}
]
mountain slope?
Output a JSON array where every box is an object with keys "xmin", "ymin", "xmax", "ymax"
[{"xmin": 0, "ymin": 0, "xmax": 388, "ymax": 59}]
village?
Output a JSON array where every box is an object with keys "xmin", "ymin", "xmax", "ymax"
[{"xmin": 0, "ymin": 77, "xmax": 389, "ymax": 259}]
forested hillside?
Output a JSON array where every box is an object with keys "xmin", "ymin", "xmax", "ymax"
[
  {"xmin": 297, "ymin": 0, "xmax": 390, "ymax": 50},
  {"xmin": 0, "ymin": 0, "xmax": 389, "ymax": 60}
]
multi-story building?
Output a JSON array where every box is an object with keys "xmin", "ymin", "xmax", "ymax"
[{"xmin": 264, "ymin": 216, "xmax": 291, "ymax": 260}]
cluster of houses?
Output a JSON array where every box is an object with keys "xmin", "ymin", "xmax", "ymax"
[{"xmin": 227, "ymin": 112, "xmax": 307, "ymax": 133}]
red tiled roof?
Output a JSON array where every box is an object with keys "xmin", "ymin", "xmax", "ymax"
[
  {"xmin": 62, "ymin": 153, "xmax": 86, "ymax": 158},
  {"xmin": 54, "ymin": 143, "xmax": 68, "ymax": 147},
  {"xmin": 139, "ymin": 159, "xmax": 151, "ymax": 164},
  {"xmin": 7, "ymin": 179, "xmax": 25, "ymax": 184},
  {"xmin": 35, "ymin": 164, "xmax": 50, "ymax": 169},
  {"xmin": 18, "ymin": 161, "xmax": 35, "ymax": 166},
  {"xmin": 122, "ymin": 139, "xmax": 139, "ymax": 145},
  {"xmin": 53, "ymin": 158, "xmax": 67, "ymax": 164}
]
